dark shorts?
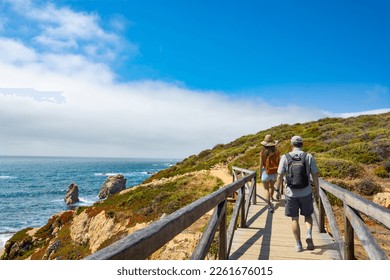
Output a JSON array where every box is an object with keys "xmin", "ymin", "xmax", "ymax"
[{"xmin": 285, "ymin": 193, "xmax": 313, "ymax": 217}]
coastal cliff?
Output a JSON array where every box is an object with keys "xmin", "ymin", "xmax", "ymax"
[{"xmin": 2, "ymin": 112, "xmax": 389, "ymax": 260}]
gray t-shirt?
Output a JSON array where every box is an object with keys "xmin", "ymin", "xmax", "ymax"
[{"xmin": 277, "ymin": 148, "xmax": 319, "ymax": 198}]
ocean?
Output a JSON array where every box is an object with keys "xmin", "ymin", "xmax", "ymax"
[{"xmin": 0, "ymin": 156, "xmax": 177, "ymax": 249}]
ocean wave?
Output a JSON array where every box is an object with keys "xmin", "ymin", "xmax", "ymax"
[
  {"xmin": 0, "ymin": 175, "xmax": 17, "ymax": 179},
  {"xmin": 78, "ymin": 197, "xmax": 97, "ymax": 205},
  {"xmin": 0, "ymin": 233, "xmax": 15, "ymax": 248},
  {"xmin": 52, "ymin": 197, "xmax": 97, "ymax": 206},
  {"xmin": 0, "ymin": 189, "xmax": 64, "ymax": 199},
  {"xmin": 0, "ymin": 226, "xmax": 19, "ymax": 234},
  {"xmin": 94, "ymin": 172, "xmax": 151, "ymax": 177}
]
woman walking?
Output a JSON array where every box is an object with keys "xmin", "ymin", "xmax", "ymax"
[{"xmin": 259, "ymin": 134, "xmax": 280, "ymax": 213}]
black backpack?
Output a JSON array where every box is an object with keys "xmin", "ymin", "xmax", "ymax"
[{"xmin": 286, "ymin": 152, "xmax": 309, "ymax": 189}]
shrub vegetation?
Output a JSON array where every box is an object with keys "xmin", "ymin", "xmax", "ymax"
[{"xmin": 3, "ymin": 112, "xmax": 389, "ymax": 260}]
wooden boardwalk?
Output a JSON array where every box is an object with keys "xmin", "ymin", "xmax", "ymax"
[{"xmin": 229, "ymin": 184, "xmax": 340, "ymax": 260}]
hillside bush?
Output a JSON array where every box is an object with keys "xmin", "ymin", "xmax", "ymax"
[
  {"xmin": 384, "ymin": 160, "xmax": 390, "ymax": 172},
  {"xmin": 325, "ymin": 143, "xmax": 380, "ymax": 164},
  {"xmin": 227, "ymin": 147, "xmax": 261, "ymax": 171},
  {"xmin": 374, "ymin": 166, "xmax": 390, "ymax": 178},
  {"xmin": 353, "ymin": 179, "xmax": 383, "ymax": 196},
  {"xmin": 316, "ymin": 157, "xmax": 363, "ymax": 179},
  {"xmin": 371, "ymin": 142, "xmax": 390, "ymax": 161}
]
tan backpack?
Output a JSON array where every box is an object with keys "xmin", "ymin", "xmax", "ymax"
[{"xmin": 264, "ymin": 151, "xmax": 280, "ymax": 174}]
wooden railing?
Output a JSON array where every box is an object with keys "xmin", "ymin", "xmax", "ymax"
[
  {"xmin": 314, "ymin": 178, "xmax": 390, "ymax": 260},
  {"xmin": 85, "ymin": 167, "xmax": 256, "ymax": 260}
]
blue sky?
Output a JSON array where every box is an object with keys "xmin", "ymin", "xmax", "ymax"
[
  {"xmin": 55, "ymin": 0, "xmax": 390, "ymax": 112},
  {"xmin": 0, "ymin": 0, "xmax": 389, "ymax": 157}
]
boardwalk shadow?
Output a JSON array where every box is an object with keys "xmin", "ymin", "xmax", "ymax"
[
  {"xmin": 230, "ymin": 195, "xmax": 278, "ymax": 260},
  {"xmin": 230, "ymin": 191, "xmax": 339, "ymax": 260}
]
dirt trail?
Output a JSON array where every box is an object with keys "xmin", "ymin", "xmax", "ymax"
[{"xmin": 210, "ymin": 166, "xmax": 233, "ymax": 186}]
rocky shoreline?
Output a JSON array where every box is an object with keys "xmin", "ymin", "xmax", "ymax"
[
  {"xmin": 1, "ymin": 169, "xmax": 222, "ymax": 260},
  {"xmin": 1, "ymin": 174, "xmax": 129, "ymax": 259}
]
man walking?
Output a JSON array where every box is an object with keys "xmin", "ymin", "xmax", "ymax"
[{"xmin": 275, "ymin": 136, "xmax": 319, "ymax": 252}]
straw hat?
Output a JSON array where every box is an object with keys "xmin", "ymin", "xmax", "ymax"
[{"xmin": 261, "ymin": 134, "xmax": 278, "ymax": 147}]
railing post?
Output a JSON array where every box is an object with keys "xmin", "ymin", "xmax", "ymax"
[
  {"xmin": 218, "ymin": 200, "xmax": 227, "ymax": 260},
  {"xmin": 240, "ymin": 186, "xmax": 246, "ymax": 228},
  {"xmin": 318, "ymin": 188, "xmax": 326, "ymax": 233},
  {"xmin": 251, "ymin": 176, "xmax": 256, "ymax": 205},
  {"xmin": 344, "ymin": 203, "xmax": 355, "ymax": 260}
]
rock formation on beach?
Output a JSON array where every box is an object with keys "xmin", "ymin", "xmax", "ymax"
[
  {"xmin": 98, "ymin": 174, "xmax": 126, "ymax": 199},
  {"xmin": 64, "ymin": 183, "xmax": 79, "ymax": 205}
]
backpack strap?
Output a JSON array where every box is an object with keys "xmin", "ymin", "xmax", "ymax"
[
  {"xmin": 285, "ymin": 153, "xmax": 293, "ymax": 162},
  {"xmin": 301, "ymin": 152, "xmax": 309, "ymax": 176}
]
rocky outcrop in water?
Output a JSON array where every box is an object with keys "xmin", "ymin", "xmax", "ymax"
[
  {"xmin": 98, "ymin": 174, "xmax": 126, "ymax": 199},
  {"xmin": 64, "ymin": 183, "xmax": 79, "ymax": 205}
]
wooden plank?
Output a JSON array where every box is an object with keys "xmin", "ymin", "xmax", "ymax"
[
  {"xmin": 230, "ymin": 244, "xmax": 338, "ymax": 260},
  {"xmin": 320, "ymin": 179, "xmax": 390, "ymax": 228},
  {"xmin": 229, "ymin": 184, "xmax": 339, "ymax": 260},
  {"xmin": 191, "ymin": 201, "xmax": 227, "ymax": 259},
  {"xmin": 240, "ymin": 187, "xmax": 246, "ymax": 228},
  {"xmin": 344, "ymin": 203, "xmax": 355, "ymax": 260},
  {"xmin": 345, "ymin": 206, "xmax": 388, "ymax": 260},
  {"xmin": 226, "ymin": 190, "xmax": 243, "ymax": 256},
  {"xmin": 319, "ymin": 188, "xmax": 344, "ymax": 259},
  {"xmin": 219, "ymin": 202, "xmax": 227, "ymax": 260}
]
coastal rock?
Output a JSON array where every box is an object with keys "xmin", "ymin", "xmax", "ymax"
[
  {"xmin": 373, "ymin": 192, "xmax": 390, "ymax": 209},
  {"xmin": 70, "ymin": 210, "xmax": 148, "ymax": 253},
  {"xmin": 64, "ymin": 183, "xmax": 79, "ymax": 205},
  {"xmin": 2, "ymin": 235, "xmax": 33, "ymax": 260},
  {"xmin": 43, "ymin": 240, "xmax": 62, "ymax": 260},
  {"xmin": 98, "ymin": 174, "xmax": 126, "ymax": 199}
]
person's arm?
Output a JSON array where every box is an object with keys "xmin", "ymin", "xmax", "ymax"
[
  {"xmin": 259, "ymin": 152, "xmax": 263, "ymax": 174},
  {"xmin": 311, "ymin": 172, "xmax": 320, "ymax": 202},
  {"xmin": 274, "ymin": 153, "xmax": 285, "ymax": 200},
  {"xmin": 274, "ymin": 174, "xmax": 283, "ymax": 199},
  {"xmin": 309, "ymin": 154, "xmax": 320, "ymax": 202}
]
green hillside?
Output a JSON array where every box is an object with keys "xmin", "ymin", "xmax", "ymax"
[
  {"xmin": 147, "ymin": 112, "xmax": 390, "ymax": 194},
  {"xmin": 3, "ymin": 112, "xmax": 389, "ymax": 260}
]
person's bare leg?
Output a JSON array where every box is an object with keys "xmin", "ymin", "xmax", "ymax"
[
  {"xmin": 305, "ymin": 215, "xmax": 314, "ymax": 250},
  {"xmin": 263, "ymin": 181, "xmax": 270, "ymax": 203},
  {"xmin": 292, "ymin": 217, "xmax": 303, "ymax": 252},
  {"xmin": 269, "ymin": 180, "xmax": 275, "ymax": 201},
  {"xmin": 263, "ymin": 181, "xmax": 274, "ymax": 212}
]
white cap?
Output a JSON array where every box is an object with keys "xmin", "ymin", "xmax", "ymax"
[{"xmin": 291, "ymin": 135, "xmax": 303, "ymax": 145}]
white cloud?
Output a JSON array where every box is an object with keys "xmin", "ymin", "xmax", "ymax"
[
  {"xmin": 326, "ymin": 108, "xmax": 390, "ymax": 118},
  {"xmin": 1, "ymin": 1, "xmax": 386, "ymax": 159},
  {"xmin": 0, "ymin": 38, "xmax": 37, "ymax": 64},
  {"xmin": 0, "ymin": 46, "xmax": 327, "ymax": 158},
  {"xmin": 4, "ymin": 0, "xmax": 137, "ymax": 61}
]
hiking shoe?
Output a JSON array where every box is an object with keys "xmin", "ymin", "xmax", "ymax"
[
  {"xmin": 306, "ymin": 238, "xmax": 314, "ymax": 250},
  {"xmin": 296, "ymin": 244, "xmax": 303, "ymax": 252},
  {"xmin": 268, "ymin": 203, "xmax": 274, "ymax": 213}
]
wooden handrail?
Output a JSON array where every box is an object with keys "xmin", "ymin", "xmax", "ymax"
[
  {"xmin": 85, "ymin": 165, "xmax": 388, "ymax": 260},
  {"xmin": 85, "ymin": 167, "xmax": 256, "ymax": 260},
  {"xmin": 316, "ymin": 178, "xmax": 390, "ymax": 260}
]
